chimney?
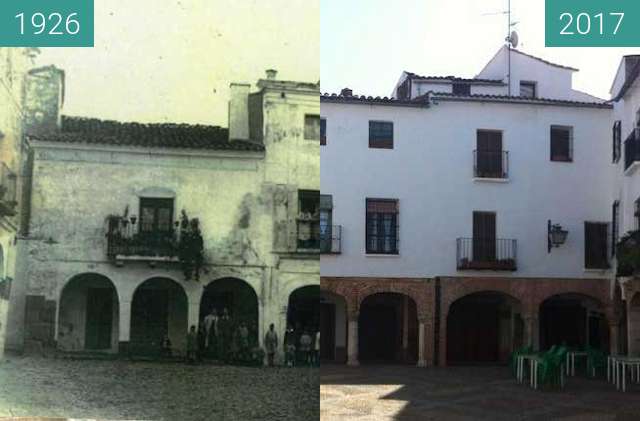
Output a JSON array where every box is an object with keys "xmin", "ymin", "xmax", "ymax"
[
  {"xmin": 340, "ymin": 87, "xmax": 353, "ymax": 97},
  {"xmin": 265, "ymin": 69, "xmax": 277, "ymax": 80},
  {"xmin": 23, "ymin": 66, "xmax": 65, "ymax": 137},
  {"xmin": 228, "ymin": 83, "xmax": 250, "ymax": 140}
]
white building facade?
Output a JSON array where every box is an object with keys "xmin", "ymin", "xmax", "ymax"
[
  {"xmin": 5, "ymin": 70, "xmax": 320, "ymax": 361},
  {"xmin": 320, "ymin": 47, "xmax": 626, "ymax": 367}
]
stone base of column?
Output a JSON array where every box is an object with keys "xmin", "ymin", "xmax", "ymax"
[{"xmin": 347, "ymin": 358, "xmax": 359, "ymax": 367}]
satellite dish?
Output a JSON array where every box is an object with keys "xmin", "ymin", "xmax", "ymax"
[{"xmin": 508, "ymin": 31, "xmax": 519, "ymax": 48}]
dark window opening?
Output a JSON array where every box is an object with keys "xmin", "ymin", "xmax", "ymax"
[
  {"xmin": 612, "ymin": 201, "xmax": 620, "ymax": 257},
  {"xmin": 585, "ymin": 222, "xmax": 609, "ymax": 269},
  {"xmin": 520, "ymin": 81, "xmax": 537, "ymax": 98},
  {"xmin": 304, "ymin": 115, "xmax": 321, "ymax": 140},
  {"xmin": 550, "ymin": 126, "xmax": 573, "ymax": 162},
  {"xmin": 475, "ymin": 130, "xmax": 506, "ymax": 178},
  {"xmin": 366, "ymin": 198, "xmax": 399, "ymax": 254},
  {"xmin": 452, "ymin": 83, "xmax": 471, "ymax": 96},
  {"xmin": 139, "ymin": 198, "xmax": 174, "ymax": 235},
  {"xmin": 613, "ymin": 120, "xmax": 622, "ymax": 163},
  {"xmin": 297, "ymin": 190, "xmax": 320, "ymax": 250},
  {"xmin": 369, "ymin": 121, "xmax": 394, "ymax": 149}
]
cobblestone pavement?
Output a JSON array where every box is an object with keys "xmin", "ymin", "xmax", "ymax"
[
  {"xmin": 321, "ymin": 364, "xmax": 640, "ymax": 421},
  {"xmin": 0, "ymin": 356, "xmax": 318, "ymax": 421}
]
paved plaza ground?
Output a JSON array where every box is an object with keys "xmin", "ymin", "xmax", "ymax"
[
  {"xmin": 0, "ymin": 356, "xmax": 318, "ymax": 421},
  {"xmin": 321, "ymin": 364, "xmax": 640, "ymax": 420}
]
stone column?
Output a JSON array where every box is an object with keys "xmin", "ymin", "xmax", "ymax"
[
  {"xmin": 417, "ymin": 319, "xmax": 426, "ymax": 367},
  {"xmin": 118, "ymin": 301, "xmax": 131, "ymax": 355},
  {"xmin": 347, "ymin": 315, "xmax": 359, "ymax": 366},
  {"xmin": 188, "ymin": 301, "xmax": 200, "ymax": 330},
  {"xmin": 609, "ymin": 321, "xmax": 620, "ymax": 356},
  {"xmin": 523, "ymin": 314, "xmax": 539, "ymax": 350}
]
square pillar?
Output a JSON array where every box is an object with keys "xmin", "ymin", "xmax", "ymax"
[{"xmin": 347, "ymin": 319, "xmax": 359, "ymax": 366}]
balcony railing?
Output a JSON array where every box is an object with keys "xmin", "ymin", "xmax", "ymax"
[
  {"xmin": 297, "ymin": 217, "xmax": 320, "ymax": 251},
  {"xmin": 106, "ymin": 216, "xmax": 179, "ymax": 261},
  {"xmin": 473, "ymin": 150, "xmax": 509, "ymax": 179},
  {"xmin": 456, "ymin": 237, "xmax": 517, "ymax": 271},
  {"xmin": 624, "ymin": 129, "xmax": 640, "ymax": 171},
  {"xmin": 320, "ymin": 225, "xmax": 342, "ymax": 254}
]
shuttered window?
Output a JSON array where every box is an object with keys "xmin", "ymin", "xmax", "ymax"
[
  {"xmin": 320, "ymin": 118, "xmax": 326, "ymax": 145},
  {"xmin": 473, "ymin": 211, "xmax": 496, "ymax": 262},
  {"xmin": 139, "ymin": 198, "xmax": 174, "ymax": 234},
  {"xmin": 612, "ymin": 201, "xmax": 620, "ymax": 257},
  {"xmin": 369, "ymin": 121, "xmax": 394, "ymax": 149},
  {"xmin": 584, "ymin": 222, "xmax": 609, "ymax": 269},
  {"xmin": 366, "ymin": 198, "xmax": 399, "ymax": 254},
  {"xmin": 550, "ymin": 126, "xmax": 573, "ymax": 162},
  {"xmin": 476, "ymin": 130, "xmax": 503, "ymax": 178},
  {"xmin": 613, "ymin": 121, "xmax": 622, "ymax": 163}
]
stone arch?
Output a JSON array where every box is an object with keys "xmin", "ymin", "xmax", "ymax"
[
  {"xmin": 200, "ymin": 277, "xmax": 260, "ymax": 352},
  {"xmin": 130, "ymin": 277, "xmax": 188, "ymax": 356},
  {"xmin": 532, "ymin": 280, "xmax": 611, "ymax": 317},
  {"xmin": 357, "ymin": 282, "xmax": 429, "ymax": 322},
  {"xmin": 57, "ymin": 273, "xmax": 120, "ymax": 353}
]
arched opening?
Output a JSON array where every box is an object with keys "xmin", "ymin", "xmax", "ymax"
[
  {"xmin": 200, "ymin": 277, "xmax": 259, "ymax": 348},
  {"xmin": 627, "ymin": 293, "xmax": 640, "ymax": 355},
  {"xmin": 320, "ymin": 290, "xmax": 347, "ymax": 363},
  {"xmin": 130, "ymin": 277, "xmax": 188, "ymax": 356},
  {"xmin": 539, "ymin": 293, "xmax": 608, "ymax": 351},
  {"xmin": 447, "ymin": 291, "xmax": 522, "ymax": 365},
  {"xmin": 288, "ymin": 285, "xmax": 320, "ymax": 334},
  {"xmin": 57, "ymin": 273, "xmax": 119, "ymax": 353},
  {"xmin": 359, "ymin": 292, "xmax": 418, "ymax": 364}
]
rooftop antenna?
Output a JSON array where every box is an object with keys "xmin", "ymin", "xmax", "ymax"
[{"xmin": 482, "ymin": 1, "xmax": 519, "ymax": 95}]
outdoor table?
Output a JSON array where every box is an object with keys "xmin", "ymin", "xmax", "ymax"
[
  {"xmin": 613, "ymin": 356, "xmax": 640, "ymax": 392},
  {"xmin": 565, "ymin": 351, "xmax": 588, "ymax": 376}
]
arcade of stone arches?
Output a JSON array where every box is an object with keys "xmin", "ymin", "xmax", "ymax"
[{"xmin": 55, "ymin": 273, "xmax": 319, "ymax": 358}]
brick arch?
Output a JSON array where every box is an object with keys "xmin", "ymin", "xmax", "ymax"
[
  {"xmin": 440, "ymin": 277, "xmax": 528, "ymax": 316},
  {"xmin": 357, "ymin": 285, "xmax": 428, "ymax": 321},
  {"xmin": 532, "ymin": 279, "xmax": 612, "ymax": 319}
]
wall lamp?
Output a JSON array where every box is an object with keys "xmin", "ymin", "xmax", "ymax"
[{"xmin": 548, "ymin": 220, "xmax": 568, "ymax": 253}]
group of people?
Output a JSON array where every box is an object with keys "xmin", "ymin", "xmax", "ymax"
[
  {"xmin": 264, "ymin": 323, "xmax": 320, "ymax": 367},
  {"xmin": 179, "ymin": 308, "xmax": 254, "ymax": 364}
]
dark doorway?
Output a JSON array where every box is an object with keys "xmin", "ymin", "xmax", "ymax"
[
  {"xmin": 200, "ymin": 278, "xmax": 259, "ymax": 346},
  {"xmin": 447, "ymin": 292, "xmax": 521, "ymax": 365},
  {"xmin": 320, "ymin": 302, "xmax": 336, "ymax": 360},
  {"xmin": 358, "ymin": 293, "xmax": 418, "ymax": 364},
  {"xmin": 473, "ymin": 211, "xmax": 496, "ymax": 262},
  {"xmin": 130, "ymin": 278, "xmax": 188, "ymax": 356},
  {"xmin": 539, "ymin": 294, "xmax": 608, "ymax": 351},
  {"xmin": 85, "ymin": 288, "xmax": 113, "ymax": 350},
  {"xmin": 288, "ymin": 285, "xmax": 320, "ymax": 333}
]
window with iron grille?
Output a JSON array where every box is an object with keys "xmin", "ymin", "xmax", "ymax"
[
  {"xmin": 304, "ymin": 115, "xmax": 321, "ymax": 140},
  {"xmin": 297, "ymin": 190, "xmax": 320, "ymax": 250},
  {"xmin": 612, "ymin": 201, "xmax": 620, "ymax": 257},
  {"xmin": 520, "ymin": 81, "xmax": 537, "ymax": 98},
  {"xmin": 320, "ymin": 118, "xmax": 326, "ymax": 145},
  {"xmin": 550, "ymin": 126, "xmax": 573, "ymax": 162},
  {"xmin": 319, "ymin": 194, "xmax": 333, "ymax": 253},
  {"xmin": 584, "ymin": 222, "xmax": 609, "ymax": 269},
  {"xmin": 369, "ymin": 121, "xmax": 394, "ymax": 149},
  {"xmin": 366, "ymin": 198, "xmax": 398, "ymax": 254},
  {"xmin": 452, "ymin": 82, "xmax": 470, "ymax": 96},
  {"xmin": 613, "ymin": 121, "xmax": 622, "ymax": 163}
]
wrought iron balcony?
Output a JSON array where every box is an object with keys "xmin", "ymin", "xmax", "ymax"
[
  {"xmin": 456, "ymin": 237, "xmax": 517, "ymax": 271},
  {"xmin": 320, "ymin": 225, "xmax": 342, "ymax": 254},
  {"xmin": 107, "ymin": 222, "xmax": 177, "ymax": 261},
  {"xmin": 624, "ymin": 129, "xmax": 640, "ymax": 171},
  {"xmin": 0, "ymin": 163, "xmax": 17, "ymax": 217},
  {"xmin": 473, "ymin": 150, "xmax": 509, "ymax": 179}
]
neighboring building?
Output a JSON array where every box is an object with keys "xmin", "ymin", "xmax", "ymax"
[
  {"xmin": 609, "ymin": 56, "xmax": 640, "ymax": 356},
  {"xmin": 320, "ymin": 47, "xmax": 620, "ymax": 367},
  {"xmin": 5, "ymin": 70, "xmax": 320, "ymax": 360},
  {"xmin": 0, "ymin": 48, "xmax": 32, "ymax": 359}
]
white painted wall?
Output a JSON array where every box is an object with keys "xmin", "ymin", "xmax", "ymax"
[{"xmin": 320, "ymin": 99, "xmax": 613, "ymax": 279}]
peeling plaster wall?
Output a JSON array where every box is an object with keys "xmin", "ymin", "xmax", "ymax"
[{"xmin": 8, "ymin": 84, "xmax": 320, "ymax": 359}]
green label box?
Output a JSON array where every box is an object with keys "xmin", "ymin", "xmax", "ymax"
[
  {"xmin": 546, "ymin": 0, "xmax": 640, "ymax": 47},
  {"xmin": 0, "ymin": 0, "xmax": 94, "ymax": 47}
]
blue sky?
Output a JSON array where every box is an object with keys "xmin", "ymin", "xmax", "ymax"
[{"xmin": 321, "ymin": 0, "xmax": 640, "ymax": 99}]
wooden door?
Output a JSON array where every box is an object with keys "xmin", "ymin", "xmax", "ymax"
[
  {"xmin": 473, "ymin": 212, "xmax": 496, "ymax": 262},
  {"xmin": 85, "ymin": 288, "xmax": 113, "ymax": 350},
  {"xmin": 476, "ymin": 130, "xmax": 502, "ymax": 177}
]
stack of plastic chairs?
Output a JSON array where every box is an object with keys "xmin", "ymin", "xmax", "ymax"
[
  {"xmin": 585, "ymin": 345, "xmax": 606, "ymax": 377},
  {"xmin": 509, "ymin": 344, "xmax": 533, "ymax": 377},
  {"xmin": 536, "ymin": 345, "xmax": 568, "ymax": 390}
]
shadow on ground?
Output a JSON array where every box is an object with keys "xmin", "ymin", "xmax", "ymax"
[{"xmin": 320, "ymin": 364, "xmax": 640, "ymax": 421}]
